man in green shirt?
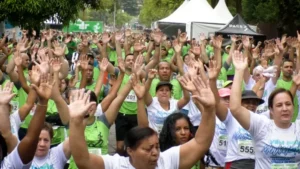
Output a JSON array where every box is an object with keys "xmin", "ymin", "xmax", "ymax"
[{"xmin": 276, "ymin": 59, "xmax": 299, "ymax": 121}]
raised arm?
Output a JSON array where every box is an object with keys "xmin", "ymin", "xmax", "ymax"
[
  {"xmin": 100, "ymin": 57, "xmax": 125, "ymax": 112},
  {"xmin": 229, "ymin": 51, "xmax": 251, "ymax": 130},
  {"xmin": 242, "ymin": 36, "xmax": 252, "ymax": 84},
  {"xmin": 52, "ymin": 41, "xmax": 69, "ymax": 79},
  {"xmin": 179, "ymin": 76, "xmax": 216, "ymax": 169},
  {"xmin": 94, "ymin": 58, "xmax": 108, "ymax": 98},
  {"xmin": 0, "ymin": 82, "xmax": 18, "ymax": 153},
  {"xmin": 144, "ymin": 69, "xmax": 157, "ymax": 106},
  {"xmin": 18, "ymin": 74, "xmax": 53, "ymax": 164},
  {"xmin": 50, "ymin": 58, "xmax": 70, "ymax": 125},
  {"xmin": 14, "ymin": 52, "xmax": 30, "ymax": 93},
  {"xmin": 69, "ymin": 90, "xmax": 105, "ymax": 169},
  {"xmin": 144, "ymin": 31, "xmax": 162, "ymax": 71}
]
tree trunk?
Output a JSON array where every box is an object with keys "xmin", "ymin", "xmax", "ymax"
[{"xmin": 236, "ymin": 0, "xmax": 242, "ymax": 14}]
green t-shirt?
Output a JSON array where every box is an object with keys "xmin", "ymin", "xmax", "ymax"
[
  {"xmin": 75, "ymin": 81, "xmax": 104, "ymax": 101},
  {"xmin": 68, "ymin": 117, "xmax": 109, "ymax": 169},
  {"xmin": 216, "ymin": 67, "xmax": 228, "ymax": 89},
  {"xmin": 149, "ymin": 78, "xmax": 183, "ymax": 100},
  {"xmin": 78, "ymin": 67, "xmax": 100, "ymax": 82},
  {"xmin": 222, "ymin": 53, "xmax": 235, "ymax": 76},
  {"xmin": 206, "ymin": 45, "xmax": 214, "ymax": 58},
  {"xmin": 276, "ymin": 78, "xmax": 298, "ymax": 122},
  {"xmin": 67, "ymin": 41, "xmax": 77, "ymax": 54},
  {"xmin": 161, "ymin": 55, "xmax": 172, "ymax": 63},
  {"xmin": 181, "ymin": 44, "xmax": 191, "ymax": 57},
  {"xmin": 119, "ymin": 74, "xmax": 137, "ymax": 115}
]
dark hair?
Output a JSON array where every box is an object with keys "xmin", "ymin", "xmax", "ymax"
[
  {"xmin": 125, "ymin": 53, "xmax": 134, "ymax": 59},
  {"xmin": 159, "ymin": 112, "xmax": 195, "ymax": 152},
  {"xmin": 42, "ymin": 122, "xmax": 54, "ymax": 139},
  {"xmin": 85, "ymin": 89, "xmax": 98, "ymax": 104},
  {"xmin": 0, "ymin": 134, "xmax": 8, "ymax": 161},
  {"xmin": 124, "ymin": 127, "xmax": 157, "ymax": 151},
  {"xmin": 282, "ymin": 59, "xmax": 294, "ymax": 66},
  {"xmin": 268, "ymin": 88, "xmax": 294, "ymax": 109}
]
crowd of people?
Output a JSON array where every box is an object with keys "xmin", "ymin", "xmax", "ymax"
[{"xmin": 0, "ymin": 28, "xmax": 300, "ymax": 169}]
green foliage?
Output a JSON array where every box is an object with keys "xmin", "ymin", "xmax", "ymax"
[
  {"xmin": 139, "ymin": 0, "xmax": 184, "ymax": 27},
  {"xmin": 121, "ymin": 0, "xmax": 140, "ymax": 16},
  {"xmin": 0, "ymin": 0, "xmax": 114, "ymax": 28}
]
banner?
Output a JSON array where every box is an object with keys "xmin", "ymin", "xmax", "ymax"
[{"xmin": 63, "ymin": 20, "xmax": 103, "ymax": 33}]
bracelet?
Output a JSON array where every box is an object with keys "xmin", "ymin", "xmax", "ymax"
[{"xmin": 37, "ymin": 103, "xmax": 48, "ymax": 107}]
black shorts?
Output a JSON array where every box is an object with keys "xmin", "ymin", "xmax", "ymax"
[{"xmin": 115, "ymin": 112, "xmax": 137, "ymax": 141}]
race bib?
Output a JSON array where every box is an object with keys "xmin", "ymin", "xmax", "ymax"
[
  {"xmin": 218, "ymin": 135, "xmax": 228, "ymax": 150},
  {"xmin": 88, "ymin": 148, "xmax": 102, "ymax": 156},
  {"xmin": 125, "ymin": 90, "xmax": 137, "ymax": 102},
  {"xmin": 10, "ymin": 101, "xmax": 19, "ymax": 113},
  {"xmin": 216, "ymin": 80, "xmax": 224, "ymax": 89},
  {"xmin": 271, "ymin": 163, "xmax": 298, "ymax": 169},
  {"xmin": 238, "ymin": 140, "xmax": 254, "ymax": 156}
]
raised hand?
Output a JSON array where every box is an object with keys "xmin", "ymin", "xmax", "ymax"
[
  {"xmin": 64, "ymin": 36, "xmax": 72, "ymax": 44},
  {"xmin": 14, "ymin": 51, "xmax": 23, "ymax": 66},
  {"xmin": 232, "ymin": 50, "xmax": 248, "ymax": 70},
  {"xmin": 0, "ymin": 82, "xmax": 16, "ymax": 105},
  {"xmin": 132, "ymin": 54, "xmax": 144, "ymax": 74},
  {"xmin": 275, "ymin": 38, "xmax": 284, "ymax": 51},
  {"xmin": 34, "ymin": 50, "xmax": 50, "ymax": 74},
  {"xmin": 115, "ymin": 31, "xmax": 123, "ymax": 42},
  {"xmin": 79, "ymin": 55, "xmax": 89, "ymax": 71},
  {"xmin": 192, "ymin": 76, "xmax": 215, "ymax": 107},
  {"xmin": 297, "ymin": 31, "xmax": 300, "ymax": 42},
  {"xmin": 293, "ymin": 72, "xmax": 300, "ymax": 86},
  {"xmin": 179, "ymin": 32, "xmax": 187, "ymax": 43},
  {"xmin": 174, "ymin": 42, "xmax": 182, "ymax": 54},
  {"xmin": 99, "ymin": 58, "xmax": 109, "ymax": 72},
  {"xmin": 153, "ymin": 31, "xmax": 163, "ymax": 45},
  {"xmin": 187, "ymin": 60, "xmax": 199, "ymax": 77},
  {"xmin": 230, "ymin": 35, "xmax": 239, "ymax": 43},
  {"xmin": 17, "ymin": 38, "xmax": 30, "ymax": 52},
  {"xmin": 30, "ymin": 66, "xmax": 41, "ymax": 85},
  {"xmin": 178, "ymin": 74, "xmax": 196, "ymax": 92},
  {"xmin": 69, "ymin": 76, "xmax": 77, "ymax": 88},
  {"xmin": 50, "ymin": 58, "xmax": 62, "ymax": 72},
  {"xmin": 134, "ymin": 42, "xmax": 145, "ymax": 52},
  {"xmin": 102, "ymin": 32, "xmax": 111, "ymax": 44},
  {"xmin": 31, "ymin": 73, "xmax": 55, "ymax": 101},
  {"xmin": 131, "ymin": 73, "xmax": 145, "ymax": 99},
  {"xmin": 212, "ymin": 35, "xmax": 223, "ymax": 49},
  {"xmin": 206, "ymin": 60, "xmax": 219, "ymax": 80},
  {"xmin": 242, "ymin": 36, "xmax": 250, "ymax": 49},
  {"xmin": 0, "ymin": 34, "xmax": 8, "ymax": 48},
  {"xmin": 148, "ymin": 69, "xmax": 157, "ymax": 79},
  {"xmin": 68, "ymin": 89, "xmax": 96, "ymax": 119},
  {"xmin": 125, "ymin": 29, "xmax": 132, "ymax": 37},
  {"xmin": 191, "ymin": 45, "xmax": 201, "ymax": 56},
  {"xmin": 199, "ymin": 33, "xmax": 206, "ymax": 41},
  {"xmin": 52, "ymin": 41, "xmax": 66, "ymax": 57},
  {"xmin": 117, "ymin": 57, "xmax": 125, "ymax": 73},
  {"xmin": 45, "ymin": 29, "xmax": 53, "ymax": 41}
]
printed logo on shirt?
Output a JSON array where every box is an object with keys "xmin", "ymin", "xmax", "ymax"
[{"xmin": 30, "ymin": 163, "xmax": 54, "ymax": 169}]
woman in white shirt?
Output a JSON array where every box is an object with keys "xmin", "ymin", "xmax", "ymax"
[
  {"xmin": 30, "ymin": 122, "xmax": 71, "ymax": 169},
  {"xmin": 143, "ymin": 69, "xmax": 190, "ymax": 134},
  {"xmin": 230, "ymin": 51, "xmax": 300, "ymax": 169},
  {"xmin": 68, "ymin": 74, "xmax": 216, "ymax": 169}
]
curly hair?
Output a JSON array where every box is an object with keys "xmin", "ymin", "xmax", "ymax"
[{"xmin": 159, "ymin": 112, "xmax": 195, "ymax": 152}]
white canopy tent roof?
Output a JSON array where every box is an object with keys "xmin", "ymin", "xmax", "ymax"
[
  {"xmin": 212, "ymin": 0, "xmax": 233, "ymax": 23},
  {"xmin": 159, "ymin": 0, "xmax": 224, "ymax": 24}
]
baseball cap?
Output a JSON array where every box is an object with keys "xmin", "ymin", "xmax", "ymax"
[
  {"xmin": 218, "ymin": 88, "xmax": 231, "ymax": 98},
  {"xmin": 225, "ymin": 45, "xmax": 231, "ymax": 49},
  {"xmin": 241, "ymin": 90, "xmax": 264, "ymax": 105},
  {"xmin": 223, "ymin": 80, "xmax": 233, "ymax": 88},
  {"xmin": 156, "ymin": 81, "xmax": 173, "ymax": 92}
]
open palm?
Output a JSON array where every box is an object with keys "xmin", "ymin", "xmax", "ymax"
[
  {"xmin": 69, "ymin": 89, "xmax": 96, "ymax": 119},
  {"xmin": 131, "ymin": 74, "xmax": 145, "ymax": 99},
  {"xmin": 206, "ymin": 60, "xmax": 219, "ymax": 80},
  {"xmin": 32, "ymin": 74, "xmax": 55, "ymax": 100},
  {"xmin": 0, "ymin": 82, "xmax": 16, "ymax": 105},
  {"xmin": 232, "ymin": 50, "xmax": 248, "ymax": 70},
  {"xmin": 192, "ymin": 76, "xmax": 215, "ymax": 107},
  {"xmin": 178, "ymin": 74, "xmax": 196, "ymax": 92}
]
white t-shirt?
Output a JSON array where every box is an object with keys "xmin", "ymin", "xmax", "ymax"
[
  {"xmin": 296, "ymin": 90, "xmax": 300, "ymax": 120},
  {"xmin": 223, "ymin": 109, "xmax": 255, "ymax": 162},
  {"xmin": 1, "ymin": 145, "xmax": 32, "ymax": 169},
  {"xmin": 95, "ymin": 104, "xmax": 104, "ymax": 117},
  {"xmin": 103, "ymin": 146, "xmax": 180, "ymax": 169},
  {"xmin": 208, "ymin": 117, "xmax": 228, "ymax": 167},
  {"xmin": 147, "ymin": 97, "xmax": 179, "ymax": 134},
  {"xmin": 30, "ymin": 143, "xmax": 67, "ymax": 169},
  {"xmin": 255, "ymin": 79, "xmax": 276, "ymax": 115},
  {"xmin": 245, "ymin": 76, "xmax": 256, "ymax": 90},
  {"xmin": 10, "ymin": 110, "xmax": 22, "ymax": 140},
  {"xmin": 248, "ymin": 113, "xmax": 300, "ymax": 169},
  {"xmin": 187, "ymin": 99, "xmax": 202, "ymax": 126}
]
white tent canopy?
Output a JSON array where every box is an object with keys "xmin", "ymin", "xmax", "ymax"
[
  {"xmin": 212, "ymin": 0, "xmax": 233, "ymax": 23},
  {"xmin": 159, "ymin": 0, "xmax": 224, "ymax": 24}
]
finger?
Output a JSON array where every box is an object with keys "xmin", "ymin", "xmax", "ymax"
[
  {"xmin": 83, "ymin": 102, "xmax": 97, "ymax": 113},
  {"xmin": 78, "ymin": 88, "xmax": 85, "ymax": 100},
  {"xmin": 83, "ymin": 90, "xmax": 91, "ymax": 105}
]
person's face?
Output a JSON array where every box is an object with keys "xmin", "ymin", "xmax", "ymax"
[
  {"xmin": 252, "ymin": 71, "xmax": 262, "ymax": 82},
  {"xmin": 158, "ymin": 63, "xmax": 171, "ymax": 81},
  {"xmin": 86, "ymin": 65, "xmax": 94, "ymax": 80},
  {"xmin": 35, "ymin": 130, "xmax": 51, "ymax": 157},
  {"xmin": 220, "ymin": 96, "xmax": 230, "ymax": 108},
  {"xmin": 125, "ymin": 55, "xmax": 134, "ymax": 71},
  {"xmin": 225, "ymin": 47, "xmax": 230, "ymax": 53},
  {"xmin": 77, "ymin": 43, "xmax": 83, "ymax": 51},
  {"xmin": 161, "ymin": 48, "xmax": 167, "ymax": 57},
  {"xmin": 241, "ymin": 99, "xmax": 260, "ymax": 112},
  {"xmin": 282, "ymin": 61, "xmax": 294, "ymax": 78},
  {"xmin": 174, "ymin": 118, "xmax": 191, "ymax": 145},
  {"xmin": 21, "ymin": 53, "xmax": 30, "ymax": 68},
  {"xmin": 156, "ymin": 86, "xmax": 171, "ymax": 104},
  {"xmin": 260, "ymin": 59, "xmax": 268, "ymax": 69},
  {"xmin": 127, "ymin": 135, "xmax": 160, "ymax": 169},
  {"xmin": 184, "ymin": 55, "xmax": 190, "ymax": 64},
  {"xmin": 60, "ymin": 79, "xmax": 67, "ymax": 92},
  {"xmin": 270, "ymin": 92, "xmax": 293, "ymax": 125}
]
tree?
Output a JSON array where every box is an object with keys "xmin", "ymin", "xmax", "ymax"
[
  {"xmin": 107, "ymin": 10, "xmax": 132, "ymax": 28},
  {"xmin": 242, "ymin": 0, "xmax": 300, "ymax": 35},
  {"xmin": 0, "ymin": 0, "xmax": 114, "ymax": 28},
  {"xmin": 121, "ymin": 0, "xmax": 140, "ymax": 16},
  {"xmin": 139, "ymin": 0, "xmax": 184, "ymax": 27}
]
